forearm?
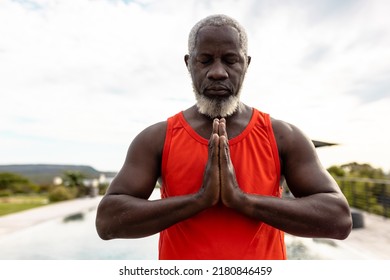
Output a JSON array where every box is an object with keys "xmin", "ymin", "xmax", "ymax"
[
  {"xmin": 96, "ymin": 192, "xmax": 208, "ymax": 239},
  {"xmin": 234, "ymin": 192, "xmax": 352, "ymax": 239}
]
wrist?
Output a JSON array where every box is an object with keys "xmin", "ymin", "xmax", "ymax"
[
  {"xmin": 222, "ymin": 185, "xmax": 246, "ymax": 210},
  {"xmin": 194, "ymin": 186, "xmax": 218, "ymax": 209}
]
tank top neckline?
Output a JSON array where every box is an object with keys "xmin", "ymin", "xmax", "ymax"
[{"xmin": 177, "ymin": 108, "xmax": 259, "ymax": 146}]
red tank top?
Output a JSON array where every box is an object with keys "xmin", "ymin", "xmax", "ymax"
[{"xmin": 159, "ymin": 108, "xmax": 286, "ymax": 259}]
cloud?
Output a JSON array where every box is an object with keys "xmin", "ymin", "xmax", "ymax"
[
  {"xmin": 349, "ymin": 74, "xmax": 390, "ymax": 103},
  {"xmin": 1, "ymin": 0, "xmax": 390, "ymax": 172}
]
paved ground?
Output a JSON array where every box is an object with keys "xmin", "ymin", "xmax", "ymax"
[
  {"xmin": 332, "ymin": 211, "xmax": 390, "ymax": 259},
  {"xmin": 1, "ymin": 196, "xmax": 389, "ymax": 259},
  {"xmin": 286, "ymin": 210, "xmax": 390, "ymax": 259},
  {"xmin": 0, "ymin": 196, "xmax": 101, "ymax": 236}
]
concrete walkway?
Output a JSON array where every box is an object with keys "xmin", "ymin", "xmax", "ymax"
[
  {"xmin": 0, "ymin": 196, "xmax": 102, "ymax": 236},
  {"xmin": 286, "ymin": 210, "xmax": 390, "ymax": 259},
  {"xmin": 333, "ymin": 211, "xmax": 390, "ymax": 259},
  {"xmin": 1, "ymin": 196, "xmax": 389, "ymax": 259}
]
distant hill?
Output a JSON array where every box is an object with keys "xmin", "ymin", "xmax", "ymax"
[{"xmin": 0, "ymin": 164, "xmax": 116, "ymax": 185}]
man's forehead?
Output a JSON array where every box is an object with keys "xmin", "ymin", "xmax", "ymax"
[
  {"xmin": 197, "ymin": 25, "xmax": 240, "ymax": 39},
  {"xmin": 195, "ymin": 25, "xmax": 241, "ymax": 50}
]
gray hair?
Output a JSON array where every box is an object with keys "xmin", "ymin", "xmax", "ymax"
[{"xmin": 188, "ymin": 14, "xmax": 248, "ymax": 58}]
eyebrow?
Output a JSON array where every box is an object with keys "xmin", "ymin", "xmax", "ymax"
[{"xmin": 195, "ymin": 50, "xmax": 241, "ymax": 57}]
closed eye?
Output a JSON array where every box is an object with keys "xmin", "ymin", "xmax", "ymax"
[
  {"xmin": 224, "ymin": 55, "xmax": 239, "ymax": 64},
  {"xmin": 197, "ymin": 55, "xmax": 213, "ymax": 65}
]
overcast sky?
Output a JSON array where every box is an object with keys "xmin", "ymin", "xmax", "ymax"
[{"xmin": 1, "ymin": 0, "xmax": 390, "ymax": 173}]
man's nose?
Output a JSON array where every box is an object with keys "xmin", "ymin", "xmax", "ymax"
[{"xmin": 207, "ymin": 60, "xmax": 228, "ymax": 80}]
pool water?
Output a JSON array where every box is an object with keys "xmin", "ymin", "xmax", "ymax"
[
  {"xmin": 0, "ymin": 207, "xmax": 324, "ymax": 260},
  {"xmin": 0, "ymin": 208, "xmax": 159, "ymax": 260},
  {"xmin": 0, "ymin": 188, "xmax": 353, "ymax": 260}
]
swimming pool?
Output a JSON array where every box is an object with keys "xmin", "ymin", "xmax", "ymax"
[
  {"xmin": 0, "ymin": 189, "xmax": 355, "ymax": 260},
  {"xmin": 0, "ymin": 206, "xmax": 159, "ymax": 260}
]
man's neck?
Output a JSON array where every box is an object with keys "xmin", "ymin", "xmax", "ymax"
[{"xmin": 183, "ymin": 103, "xmax": 253, "ymax": 139}]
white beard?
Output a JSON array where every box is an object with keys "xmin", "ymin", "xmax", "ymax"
[{"xmin": 194, "ymin": 89, "xmax": 242, "ymax": 119}]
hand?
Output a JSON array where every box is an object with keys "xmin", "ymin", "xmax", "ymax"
[
  {"xmin": 218, "ymin": 118, "xmax": 243, "ymax": 208},
  {"xmin": 200, "ymin": 118, "xmax": 243, "ymax": 209},
  {"xmin": 199, "ymin": 119, "xmax": 221, "ymax": 207}
]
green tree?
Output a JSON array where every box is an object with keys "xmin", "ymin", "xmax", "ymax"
[
  {"xmin": 328, "ymin": 162, "xmax": 390, "ymax": 217},
  {"xmin": 339, "ymin": 162, "xmax": 386, "ymax": 179},
  {"xmin": 62, "ymin": 171, "xmax": 87, "ymax": 197},
  {"xmin": 62, "ymin": 171, "xmax": 85, "ymax": 187},
  {"xmin": 327, "ymin": 165, "xmax": 346, "ymax": 177},
  {"xmin": 0, "ymin": 172, "xmax": 38, "ymax": 196}
]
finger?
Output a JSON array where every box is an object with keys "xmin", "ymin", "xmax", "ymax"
[
  {"xmin": 219, "ymin": 135, "xmax": 230, "ymax": 194},
  {"xmin": 218, "ymin": 118, "xmax": 228, "ymax": 139},
  {"xmin": 219, "ymin": 135, "xmax": 229, "ymax": 167},
  {"xmin": 212, "ymin": 118, "xmax": 219, "ymax": 135},
  {"xmin": 204, "ymin": 132, "xmax": 220, "ymax": 206},
  {"xmin": 219, "ymin": 134, "xmax": 235, "ymax": 185},
  {"xmin": 219, "ymin": 134, "xmax": 240, "ymax": 209},
  {"xmin": 208, "ymin": 133, "xmax": 220, "ymax": 166}
]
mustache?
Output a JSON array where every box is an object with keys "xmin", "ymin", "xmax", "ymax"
[{"xmin": 200, "ymin": 82, "xmax": 233, "ymax": 93}]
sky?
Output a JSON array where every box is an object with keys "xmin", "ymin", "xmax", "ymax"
[{"xmin": 1, "ymin": 0, "xmax": 390, "ymax": 173}]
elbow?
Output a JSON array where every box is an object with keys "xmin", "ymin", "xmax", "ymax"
[
  {"xmin": 96, "ymin": 225, "xmax": 111, "ymax": 241},
  {"xmin": 332, "ymin": 209, "xmax": 353, "ymax": 240},
  {"xmin": 334, "ymin": 221, "xmax": 352, "ymax": 240},
  {"xmin": 340, "ymin": 214, "xmax": 353, "ymax": 240},
  {"xmin": 95, "ymin": 198, "xmax": 117, "ymax": 240},
  {"xmin": 327, "ymin": 194, "xmax": 353, "ymax": 240},
  {"xmin": 97, "ymin": 231, "xmax": 111, "ymax": 241},
  {"xmin": 95, "ymin": 197, "xmax": 141, "ymax": 240},
  {"xmin": 95, "ymin": 214, "xmax": 113, "ymax": 240}
]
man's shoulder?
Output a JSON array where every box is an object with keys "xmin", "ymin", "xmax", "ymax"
[
  {"xmin": 139, "ymin": 120, "xmax": 168, "ymax": 139},
  {"xmin": 270, "ymin": 118, "xmax": 294, "ymax": 134},
  {"xmin": 137, "ymin": 109, "xmax": 187, "ymax": 141},
  {"xmin": 270, "ymin": 117, "xmax": 315, "ymax": 156},
  {"xmin": 131, "ymin": 120, "xmax": 168, "ymax": 147},
  {"xmin": 129, "ymin": 120, "xmax": 168, "ymax": 158}
]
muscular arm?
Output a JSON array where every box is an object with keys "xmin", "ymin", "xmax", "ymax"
[
  {"xmin": 95, "ymin": 121, "xmax": 220, "ymax": 239},
  {"xmin": 220, "ymin": 119, "xmax": 352, "ymax": 240}
]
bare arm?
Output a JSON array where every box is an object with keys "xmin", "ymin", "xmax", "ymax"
[
  {"xmin": 219, "ymin": 118, "xmax": 352, "ymax": 239},
  {"xmin": 95, "ymin": 121, "xmax": 220, "ymax": 239}
]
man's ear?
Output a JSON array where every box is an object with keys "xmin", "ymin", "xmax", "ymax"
[{"xmin": 184, "ymin": 54, "xmax": 190, "ymax": 67}]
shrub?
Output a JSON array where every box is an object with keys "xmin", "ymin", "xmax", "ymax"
[
  {"xmin": 0, "ymin": 172, "xmax": 39, "ymax": 194},
  {"xmin": 98, "ymin": 183, "xmax": 109, "ymax": 195},
  {"xmin": 48, "ymin": 186, "xmax": 77, "ymax": 202},
  {"xmin": 0, "ymin": 190, "xmax": 12, "ymax": 197}
]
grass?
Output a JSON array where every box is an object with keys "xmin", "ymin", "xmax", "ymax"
[{"xmin": 0, "ymin": 195, "xmax": 49, "ymax": 216}]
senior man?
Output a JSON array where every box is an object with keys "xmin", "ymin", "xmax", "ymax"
[{"xmin": 96, "ymin": 14, "xmax": 352, "ymax": 260}]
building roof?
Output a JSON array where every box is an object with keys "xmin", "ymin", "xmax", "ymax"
[{"xmin": 312, "ymin": 140, "xmax": 338, "ymax": 148}]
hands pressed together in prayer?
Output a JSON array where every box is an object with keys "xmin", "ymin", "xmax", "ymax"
[{"xmin": 200, "ymin": 118, "xmax": 244, "ymax": 209}]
